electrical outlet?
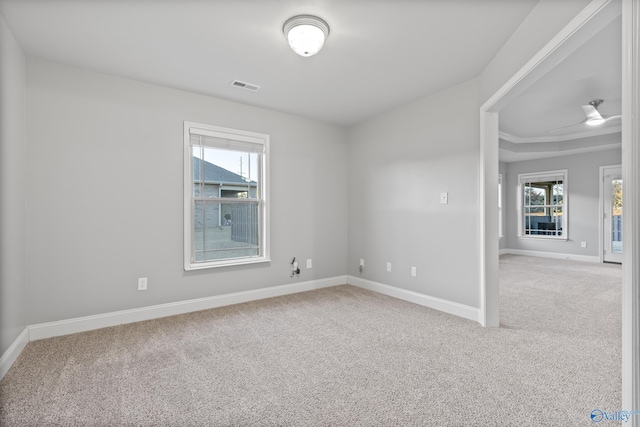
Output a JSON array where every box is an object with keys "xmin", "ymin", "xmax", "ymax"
[
  {"xmin": 360, "ymin": 259, "xmax": 364, "ymax": 267},
  {"xmin": 411, "ymin": 267, "xmax": 417, "ymax": 277},
  {"xmin": 138, "ymin": 277, "xmax": 148, "ymax": 291},
  {"xmin": 581, "ymin": 241, "xmax": 587, "ymax": 248},
  {"xmin": 306, "ymin": 259, "xmax": 312, "ymax": 268},
  {"xmin": 359, "ymin": 259, "xmax": 364, "ymax": 274},
  {"xmin": 386, "ymin": 262, "xmax": 391, "ymax": 272}
]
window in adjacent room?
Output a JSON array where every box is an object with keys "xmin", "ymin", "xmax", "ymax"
[
  {"xmin": 184, "ymin": 122, "xmax": 270, "ymax": 270},
  {"xmin": 517, "ymin": 170, "xmax": 567, "ymax": 240}
]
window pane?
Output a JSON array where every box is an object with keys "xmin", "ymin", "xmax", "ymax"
[
  {"xmin": 524, "ymin": 185, "xmax": 546, "ymax": 206},
  {"xmin": 220, "ymin": 189, "xmax": 248, "ymax": 198},
  {"xmin": 551, "ymin": 182, "xmax": 564, "ymax": 204},
  {"xmin": 193, "ymin": 200, "xmax": 217, "ymax": 260},
  {"xmin": 524, "ymin": 215, "xmax": 532, "ymax": 234},
  {"xmin": 192, "ymin": 146, "xmax": 259, "ymax": 200},
  {"xmin": 191, "ymin": 145, "xmax": 260, "ymax": 262},
  {"xmin": 193, "ymin": 147, "xmax": 203, "ymax": 197},
  {"xmin": 193, "ymin": 201, "xmax": 259, "ymax": 262},
  {"xmin": 526, "ymin": 206, "xmax": 545, "ymax": 215},
  {"xmin": 551, "ymin": 206, "xmax": 563, "ymax": 236}
]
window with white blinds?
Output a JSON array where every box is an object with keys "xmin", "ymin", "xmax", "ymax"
[
  {"xmin": 184, "ymin": 122, "xmax": 270, "ymax": 270},
  {"xmin": 517, "ymin": 170, "xmax": 567, "ymax": 240}
]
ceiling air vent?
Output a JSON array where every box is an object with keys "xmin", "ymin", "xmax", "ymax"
[{"xmin": 231, "ymin": 80, "xmax": 260, "ymax": 92}]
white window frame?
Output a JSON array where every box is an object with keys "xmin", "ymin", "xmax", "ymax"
[
  {"xmin": 517, "ymin": 169, "xmax": 568, "ymax": 241},
  {"xmin": 184, "ymin": 121, "xmax": 270, "ymax": 270}
]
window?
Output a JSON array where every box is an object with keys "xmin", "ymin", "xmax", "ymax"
[
  {"xmin": 184, "ymin": 122, "xmax": 269, "ymax": 270},
  {"xmin": 517, "ymin": 170, "xmax": 567, "ymax": 240}
]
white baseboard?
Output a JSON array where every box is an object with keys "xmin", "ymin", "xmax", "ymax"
[
  {"xmin": 5, "ymin": 274, "xmax": 478, "ymax": 378},
  {"xmin": 0, "ymin": 327, "xmax": 29, "ymax": 380},
  {"xmin": 500, "ymin": 248, "xmax": 600, "ymax": 263},
  {"xmin": 347, "ymin": 275, "xmax": 481, "ymax": 324},
  {"xmin": 29, "ymin": 275, "xmax": 347, "ymax": 341}
]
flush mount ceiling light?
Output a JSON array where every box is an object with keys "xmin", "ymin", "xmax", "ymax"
[{"xmin": 282, "ymin": 15, "xmax": 330, "ymax": 57}]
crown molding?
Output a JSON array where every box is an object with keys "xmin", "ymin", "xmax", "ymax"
[{"xmin": 499, "ymin": 125, "xmax": 622, "ymax": 143}]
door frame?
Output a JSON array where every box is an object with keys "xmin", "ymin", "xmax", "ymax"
[
  {"xmin": 479, "ymin": 0, "xmax": 639, "ymax": 417},
  {"xmin": 600, "ymin": 164, "xmax": 623, "ymax": 263}
]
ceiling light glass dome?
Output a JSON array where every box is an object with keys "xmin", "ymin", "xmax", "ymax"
[{"xmin": 283, "ymin": 15, "xmax": 330, "ymax": 57}]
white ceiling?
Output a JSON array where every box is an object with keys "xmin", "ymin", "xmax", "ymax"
[
  {"xmin": 0, "ymin": 0, "xmax": 539, "ymax": 127},
  {"xmin": 1, "ymin": 0, "xmax": 621, "ymax": 162},
  {"xmin": 498, "ymin": 15, "xmax": 622, "ymax": 162}
]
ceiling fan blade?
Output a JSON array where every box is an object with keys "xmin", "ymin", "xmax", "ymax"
[
  {"xmin": 548, "ymin": 119, "xmax": 587, "ymax": 133},
  {"xmin": 548, "ymin": 101, "xmax": 618, "ymax": 133},
  {"xmin": 603, "ymin": 114, "xmax": 622, "ymax": 122},
  {"xmin": 581, "ymin": 104, "xmax": 603, "ymax": 121}
]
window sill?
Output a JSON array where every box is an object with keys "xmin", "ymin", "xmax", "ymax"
[
  {"xmin": 185, "ymin": 257, "xmax": 271, "ymax": 271},
  {"xmin": 518, "ymin": 235, "xmax": 568, "ymax": 242}
]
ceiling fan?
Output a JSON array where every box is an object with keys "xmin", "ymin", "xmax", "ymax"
[{"xmin": 549, "ymin": 99, "xmax": 622, "ymax": 133}]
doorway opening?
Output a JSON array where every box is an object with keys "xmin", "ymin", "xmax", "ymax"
[{"xmin": 480, "ymin": 0, "xmax": 638, "ymax": 416}]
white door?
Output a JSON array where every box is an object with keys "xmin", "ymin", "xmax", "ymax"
[{"xmin": 603, "ymin": 166, "xmax": 623, "ymax": 263}]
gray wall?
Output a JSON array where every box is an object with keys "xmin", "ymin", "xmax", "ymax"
[
  {"xmin": 503, "ymin": 148, "xmax": 622, "ymax": 257},
  {"xmin": 347, "ymin": 79, "xmax": 481, "ymax": 307},
  {"xmin": 0, "ymin": 0, "xmax": 594, "ymax": 345},
  {"xmin": 0, "ymin": 15, "xmax": 27, "ymax": 356},
  {"xmin": 25, "ymin": 58, "xmax": 348, "ymax": 325},
  {"xmin": 345, "ymin": 0, "xmax": 592, "ymax": 311}
]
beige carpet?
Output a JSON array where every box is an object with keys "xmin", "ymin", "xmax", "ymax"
[{"xmin": 0, "ymin": 255, "xmax": 622, "ymax": 426}]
